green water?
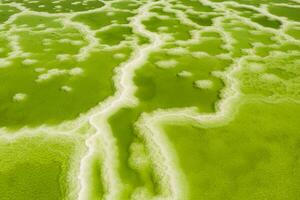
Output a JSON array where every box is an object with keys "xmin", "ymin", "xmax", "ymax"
[
  {"xmin": 163, "ymin": 100, "xmax": 300, "ymax": 200},
  {"xmin": 0, "ymin": 0, "xmax": 299, "ymax": 199},
  {"xmin": 0, "ymin": 134, "xmax": 84, "ymax": 200}
]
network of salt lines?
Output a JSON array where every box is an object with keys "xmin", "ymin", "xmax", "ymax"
[{"xmin": 0, "ymin": 0, "xmax": 300, "ymax": 199}]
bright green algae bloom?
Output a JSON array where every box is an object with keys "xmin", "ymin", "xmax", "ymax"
[
  {"xmin": 163, "ymin": 100, "xmax": 300, "ymax": 200},
  {"xmin": 0, "ymin": 12, "xmax": 133, "ymax": 128},
  {"xmin": 0, "ymin": 0, "xmax": 300, "ymax": 200},
  {"xmin": 0, "ymin": 134, "xmax": 84, "ymax": 200},
  {"xmin": 0, "ymin": 47, "xmax": 131, "ymax": 127},
  {"xmin": 1, "ymin": 0, "xmax": 105, "ymax": 13}
]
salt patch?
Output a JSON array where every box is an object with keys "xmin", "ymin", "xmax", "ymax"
[
  {"xmin": 13, "ymin": 93, "xmax": 27, "ymax": 102},
  {"xmin": 61, "ymin": 85, "xmax": 72, "ymax": 92},
  {"xmin": 36, "ymin": 68, "xmax": 66, "ymax": 82},
  {"xmin": 69, "ymin": 67, "xmax": 84, "ymax": 76},
  {"xmin": 177, "ymin": 70, "xmax": 192, "ymax": 78},
  {"xmin": 22, "ymin": 59, "xmax": 37, "ymax": 65},
  {"xmin": 57, "ymin": 54, "xmax": 70, "ymax": 61},
  {"xmin": 156, "ymin": 59, "xmax": 177, "ymax": 69},
  {"xmin": 194, "ymin": 80, "xmax": 214, "ymax": 89}
]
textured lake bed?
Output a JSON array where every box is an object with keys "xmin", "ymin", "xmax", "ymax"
[{"xmin": 0, "ymin": 0, "xmax": 300, "ymax": 199}]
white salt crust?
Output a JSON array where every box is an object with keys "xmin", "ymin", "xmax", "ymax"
[{"xmin": 0, "ymin": 1, "xmax": 299, "ymax": 200}]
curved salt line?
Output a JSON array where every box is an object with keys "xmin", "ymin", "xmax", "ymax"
[
  {"xmin": 133, "ymin": 1, "xmax": 300, "ymax": 199},
  {"xmin": 0, "ymin": 0, "xmax": 128, "ymax": 136},
  {"xmin": 0, "ymin": 0, "xmax": 297, "ymax": 136},
  {"xmin": 78, "ymin": 2, "xmax": 165, "ymax": 200}
]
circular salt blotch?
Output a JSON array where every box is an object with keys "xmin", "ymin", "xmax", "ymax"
[
  {"xmin": 113, "ymin": 53, "xmax": 126, "ymax": 59},
  {"xmin": 69, "ymin": 67, "xmax": 84, "ymax": 76},
  {"xmin": 177, "ymin": 70, "xmax": 192, "ymax": 78},
  {"xmin": 61, "ymin": 85, "xmax": 72, "ymax": 92},
  {"xmin": 37, "ymin": 74, "xmax": 51, "ymax": 82},
  {"xmin": 13, "ymin": 93, "xmax": 27, "ymax": 102},
  {"xmin": 22, "ymin": 59, "xmax": 37, "ymax": 65},
  {"xmin": 36, "ymin": 68, "xmax": 66, "ymax": 82},
  {"xmin": 248, "ymin": 63, "xmax": 265, "ymax": 73},
  {"xmin": 155, "ymin": 59, "xmax": 178, "ymax": 69},
  {"xmin": 194, "ymin": 79, "xmax": 214, "ymax": 89},
  {"xmin": 211, "ymin": 70, "xmax": 223, "ymax": 78}
]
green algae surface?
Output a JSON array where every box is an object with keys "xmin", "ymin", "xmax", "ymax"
[{"xmin": 0, "ymin": 0, "xmax": 300, "ymax": 200}]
